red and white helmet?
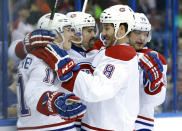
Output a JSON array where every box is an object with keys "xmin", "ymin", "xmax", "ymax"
[
  {"xmin": 100, "ymin": 5, "xmax": 135, "ymax": 41},
  {"xmin": 132, "ymin": 13, "xmax": 152, "ymax": 42},
  {"xmin": 66, "ymin": 12, "xmax": 96, "ymax": 43},
  {"xmin": 37, "ymin": 13, "xmax": 71, "ymax": 33}
]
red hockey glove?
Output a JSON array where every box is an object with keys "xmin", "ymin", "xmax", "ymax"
[
  {"xmin": 139, "ymin": 51, "xmax": 164, "ymax": 95},
  {"xmin": 37, "ymin": 91, "xmax": 86, "ymax": 120},
  {"xmin": 30, "ymin": 44, "xmax": 80, "ymax": 82},
  {"xmin": 139, "ymin": 51, "xmax": 163, "ymax": 82},
  {"xmin": 23, "ymin": 29, "xmax": 55, "ymax": 53}
]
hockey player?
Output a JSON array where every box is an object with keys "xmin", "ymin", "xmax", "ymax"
[
  {"xmin": 14, "ymin": 13, "xmax": 87, "ymax": 131},
  {"xmin": 8, "ymin": 12, "xmax": 101, "ymax": 130},
  {"xmin": 128, "ymin": 13, "xmax": 167, "ymax": 131},
  {"xmin": 60, "ymin": 5, "xmax": 140, "ymax": 130},
  {"xmin": 31, "ymin": 5, "xmax": 140, "ymax": 130}
]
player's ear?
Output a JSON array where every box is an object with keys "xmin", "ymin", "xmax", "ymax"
[{"xmin": 117, "ymin": 25, "xmax": 125, "ymax": 38}]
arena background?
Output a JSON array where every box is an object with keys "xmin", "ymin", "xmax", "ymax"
[{"xmin": 0, "ymin": 0, "xmax": 181, "ymax": 130}]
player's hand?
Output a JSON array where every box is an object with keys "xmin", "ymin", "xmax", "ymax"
[
  {"xmin": 30, "ymin": 44, "xmax": 80, "ymax": 82},
  {"xmin": 23, "ymin": 29, "xmax": 56, "ymax": 53},
  {"xmin": 139, "ymin": 51, "xmax": 164, "ymax": 95},
  {"xmin": 139, "ymin": 51, "xmax": 163, "ymax": 82},
  {"xmin": 54, "ymin": 93, "xmax": 86, "ymax": 120},
  {"xmin": 37, "ymin": 91, "xmax": 86, "ymax": 121}
]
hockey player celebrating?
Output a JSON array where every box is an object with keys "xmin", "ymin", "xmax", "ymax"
[
  {"xmin": 14, "ymin": 13, "xmax": 87, "ymax": 131},
  {"xmin": 128, "ymin": 13, "xmax": 167, "ymax": 131},
  {"xmin": 31, "ymin": 5, "xmax": 140, "ymax": 130},
  {"xmin": 8, "ymin": 11, "xmax": 101, "ymax": 130},
  {"xmin": 60, "ymin": 5, "xmax": 139, "ymax": 130}
]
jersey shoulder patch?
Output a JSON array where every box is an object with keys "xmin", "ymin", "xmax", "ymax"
[{"xmin": 105, "ymin": 45, "xmax": 136, "ymax": 61}]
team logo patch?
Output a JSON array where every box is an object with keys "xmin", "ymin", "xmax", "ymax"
[
  {"xmin": 119, "ymin": 8, "xmax": 125, "ymax": 12},
  {"xmin": 71, "ymin": 14, "xmax": 77, "ymax": 18},
  {"xmin": 103, "ymin": 64, "xmax": 115, "ymax": 79},
  {"xmin": 140, "ymin": 17, "xmax": 146, "ymax": 21},
  {"xmin": 45, "ymin": 15, "xmax": 51, "ymax": 19}
]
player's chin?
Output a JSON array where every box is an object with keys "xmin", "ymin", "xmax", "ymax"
[{"xmin": 136, "ymin": 43, "xmax": 145, "ymax": 50}]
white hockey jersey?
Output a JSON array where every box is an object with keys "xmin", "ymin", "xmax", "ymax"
[
  {"xmin": 67, "ymin": 41, "xmax": 104, "ymax": 130},
  {"xmin": 135, "ymin": 48, "xmax": 167, "ymax": 131},
  {"xmin": 17, "ymin": 54, "xmax": 76, "ymax": 131},
  {"xmin": 62, "ymin": 43, "xmax": 140, "ymax": 131},
  {"xmin": 13, "ymin": 40, "xmax": 103, "ymax": 131}
]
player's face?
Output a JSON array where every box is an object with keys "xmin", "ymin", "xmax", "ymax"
[
  {"xmin": 129, "ymin": 30, "xmax": 148, "ymax": 51},
  {"xmin": 56, "ymin": 26, "xmax": 74, "ymax": 50},
  {"xmin": 101, "ymin": 23, "xmax": 115, "ymax": 47},
  {"xmin": 81, "ymin": 27, "xmax": 96, "ymax": 50}
]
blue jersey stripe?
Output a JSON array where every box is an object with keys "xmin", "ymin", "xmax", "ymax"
[
  {"xmin": 135, "ymin": 120, "xmax": 154, "ymax": 127},
  {"xmin": 50, "ymin": 125, "xmax": 75, "ymax": 131}
]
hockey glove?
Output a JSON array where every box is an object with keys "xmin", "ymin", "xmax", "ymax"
[
  {"xmin": 139, "ymin": 51, "xmax": 163, "ymax": 82},
  {"xmin": 139, "ymin": 52, "xmax": 164, "ymax": 95},
  {"xmin": 37, "ymin": 91, "xmax": 86, "ymax": 121},
  {"xmin": 23, "ymin": 29, "xmax": 56, "ymax": 53},
  {"xmin": 30, "ymin": 44, "xmax": 80, "ymax": 82}
]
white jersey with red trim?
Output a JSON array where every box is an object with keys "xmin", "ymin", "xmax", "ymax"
[
  {"xmin": 135, "ymin": 48, "xmax": 167, "ymax": 131},
  {"xmin": 65, "ymin": 43, "xmax": 140, "ymax": 131},
  {"xmin": 17, "ymin": 54, "xmax": 76, "ymax": 131},
  {"xmin": 67, "ymin": 41, "xmax": 104, "ymax": 130}
]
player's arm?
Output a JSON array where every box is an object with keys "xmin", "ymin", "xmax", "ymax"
[{"xmin": 8, "ymin": 40, "xmax": 26, "ymax": 62}]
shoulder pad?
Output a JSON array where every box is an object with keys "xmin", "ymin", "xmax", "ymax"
[{"xmin": 106, "ymin": 45, "xmax": 136, "ymax": 61}]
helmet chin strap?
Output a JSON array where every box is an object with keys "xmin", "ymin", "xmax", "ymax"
[
  {"xmin": 113, "ymin": 29, "xmax": 130, "ymax": 46},
  {"xmin": 53, "ymin": 33, "xmax": 65, "ymax": 49},
  {"xmin": 71, "ymin": 35, "xmax": 83, "ymax": 44},
  {"xmin": 99, "ymin": 33, "xmax": 106, "ymax": 45},
  {"xmin": 71, "ymin": 35, "xmax": 87, "ymax": 51}
]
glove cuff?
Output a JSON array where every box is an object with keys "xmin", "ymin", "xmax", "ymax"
[
  {"xmin": 37, "ymin": 91, "xmax": 64, "ymax": 116},
  {"xmin": 61, "ymin": 70, "xmax": 80, "ymax": 92}
]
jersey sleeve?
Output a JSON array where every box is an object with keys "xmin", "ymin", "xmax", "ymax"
[
  {"xmin": 8, "ymin": 39, "xmax": 27, "ymax": 62},
  {"xmin": 9, "ymin": 39, "xmax": 22, "ymax": 62}
]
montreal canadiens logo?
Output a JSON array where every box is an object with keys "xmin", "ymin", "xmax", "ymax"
[
  {"xmin": 140, "ymin": 17, "xmax": 146, "ymax": 21},
  {"xmin": 45, "ymin": 15, "xmax": 51, "ymax": 18},
  {"xmin": 119, "ymin": 8, "xmax": 125, "ymax": 12},
  {"xmin": 71, "ymin": 14, "xmax": 76, "ymax": 18}
]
